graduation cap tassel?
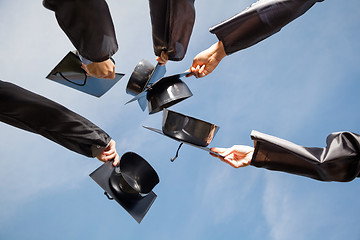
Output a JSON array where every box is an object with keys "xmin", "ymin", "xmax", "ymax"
[
  {"xmin": 57, "ymin": 71, "xmax": 87, "ymax": 86},
  {"xmin": 47, "ymin": 51, "xmax": 124, "ymax": 97},
  {"xmin": 104, "ymin": 191, "xmax": 114, "ymax": 200},
  {"xmin": 171, "ymin": 142, "xmax": 183, "ymax": 162}
]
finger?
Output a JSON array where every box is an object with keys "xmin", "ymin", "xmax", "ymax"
[
  {"xmin": 234, "ymin": 159, "xmax": 249, "ymax": 168},
  {"xmin": 110, "ymin": 66, "xmax": 116, "ymax": 79},
  {"xmin": 156, "ymin": 53, "xmax": 168, "ymax": 65},
  {"xmin": 226, "ymin": 159, "xmax": 241, "ymax": 168},
  {"xmin": 196, "ymin": 65, "xmax": 202, "ymax": 78},
  {"xmin": 193, "ymin": 70, "xmax": 200, "ymax": 78},
  {"xmin": 110, "ymin": 71, "xmax": 116, "ymax": 79},
  {"xmin": 102, "ymin": 148, "xmax": 116, "ymax": 161},
  {"xmin": 106, "ymin": 146, "xmax": 116, "ymax": 155},
  {"xmin": 210, "ymin": 152, "xmax": 228, "ymax": 164},
  {"xmin": 81, "ymin": 63, "xmax": 87, "ymax": 71},
  {"xmin": 104, "ymin": 152, "xmax": 117, "ymax": 161},
  {"xmin": 199, "ymin": 68, "xmax": 210, "ymax": 78},
  {"xmin": 242, "ymin": 159, "xmax": 251, "ymax": 167},
  {"xmin": 186, "ymin": 69, "xmax": 194, "ymax": 77},
  {"xmin": 157, "ymin": 59, "xmax": 166, "ymax": 65},
  {"xmin": 199, "ymin": 65, "xmax": 206, "ymax": 74},
  {"xmin": 191, "ymin": 66, "xmax": 201, "ymax": 78},
  {"xmin": 103, "ymin": 147, "xmax": 115, "ymax": 156},
  {"xmin": 156, "ymin": 56, "xmax": 163, "ymax": 64},
  {"xmin": 97, "ymin": 154, "xmax": 107, "ymax": 162},
  {"xmin": 113, "ymin": 153, "xmax": 120, "ymax": 166},
  {"xmin": 221, "ymin": 155, "xmax": 241, "ymax": 168},
  {"xmin": 219, "ymin": 155, "xmax": 236, "ymax": 167},
  {"xmin": 202, "ymin": 69, "xmax": 210, "ymax": 77},
  {"xmin": 104, "ymin": 70, "xmax": 116, "ymax": 79},
  {"xmin": 160, "ymin": 51, "xmax": 168, "ymax": 60},
  {"xmin": 194, "ymin": 65, "xmax": 206, "ymax": 78},
  {"xmin": 209, "ymin": 152, "xmax": 224, "ymax": 160},
  {"xmin": 210, "ymin": 147, "xmax": 227, "ymax": 154},
  {"xmin": 221, "ymin": 148, "xmax": 238, "ymax": 158},
  {"xmin": 89, "ymin": 73, "xmax": 102, "ymax": 79},
  {"xmin": 101, "ymin": 140, "xmax": 115, "ymax": 155}
]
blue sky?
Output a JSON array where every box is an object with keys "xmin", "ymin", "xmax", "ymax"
[{"xmin": 0, "ymin": 0, "xmax": 359, "ymax": 239}]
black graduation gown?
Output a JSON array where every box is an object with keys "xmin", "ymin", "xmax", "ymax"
[
  {"xmin": 250, "ymin": 131, "xmax": 360, "ymax": 182},
  {"xmin": 209, "ymin": 0, "xmax": 324, "ymax": 55},
  {"xmin": 0, "ymin": 80, "xmax": 111, "ymax": 157},
  {"xmin": 148, "ymin": 0, "xmax": 195, "ymax": 61},
  {"xmin": 43, "ymin": 0, "xmax": 118, "ymax": 62}
]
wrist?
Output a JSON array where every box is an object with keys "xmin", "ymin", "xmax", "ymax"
[
  {"xmin": 213, "ymin": 41, "xmax": 227, "ymax": 61},
  {"xmin": 211, "ymin": 41, "xmax": 226, "ymax": 62},
  {"xmin": 78, "ymin": 53, "xmax": 93, "ymax": 66}
]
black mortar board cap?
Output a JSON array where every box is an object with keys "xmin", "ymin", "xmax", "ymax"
[
  {"xmin": 90, "ymin": 152, "xmax": 159, "ymax": 223},
  {"xmin": 46, "ymin": 51, "xmax": 124, "ymax": 97},
  {"xmin": 143, "ymin": 126, "xmax": 222, "ymax": 161},
  {"xmin": 146, "ymin": 75, "xmax": 192, "ymax": 114},
  {"xmin": 143, "ymin": 109, "xmax": 221, "ymax": 161},
  {"xmin": 126, "ymin": 71, "xmax": 192, "ymax": 114},
  {"xmin": 126, "ymin": 61, "xmax": 166, "ymax": 111}
]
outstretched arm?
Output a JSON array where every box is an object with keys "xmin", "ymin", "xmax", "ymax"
[
  {"xmin": 210, "ymin": 130, "xmax": 360, "ymax": 182},
  {"xmin": 250, "ymin": 130, "xmax": 360, "ymax": 182},
  {"xmin": 189, "ymin": 0, "xmax": 323, "ymax": 78},
  {"xmin": 44, "ymin": 0, "xmax": 117, "ymax": 79},
  {"xmin": 149, "ymin": 0, "xmax": 195, "ymax": 61},
  {"xmin": 0, "ymin": 80, "xmax": 119, "ymax": 165}
]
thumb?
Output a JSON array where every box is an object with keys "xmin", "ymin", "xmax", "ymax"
[
  {"xmin": 220, "ymin": 147, "xmax": 238, "ymax": 158},
  {"xmin": 186, "ymin": 69, "xmax": 194, "ymax": 77},
  {"xmin": 210, "ymin": 147, "xmax": 227, "ymax": 154}
]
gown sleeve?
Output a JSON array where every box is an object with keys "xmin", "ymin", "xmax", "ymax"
[
  {"xmin": 43, "ymin": 0, "xmax": 118, "ymax": 62},
  {"xmin": 250, "ymin": 130, "xmax": 360, "ymax": 182},
  {"xmin": 148, "ymin": 0, "xmax": 195, "ymax": 61},
  {"xmin": 0, "ymin": 80, "xmax": 111, "ymax": 158},
  {"xmin": 209, "ymin": 0, "xmax": 324, "ymax": 55}
]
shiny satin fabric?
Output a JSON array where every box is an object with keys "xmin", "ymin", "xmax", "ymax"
[
  {"xmin": 209, "ymin": 0, "xmax": 324, "ymax": 55},
  {"xmin": 149, "ymin": 0, "xmax": 195, "ymax": 61},
  {"xmin": 250, "ymin": 130, "xmax": 360, "ymax": 182},
  {"xmin": 0, "ymin": 80, "xmax": 111, "ymax": 157},
  {"xmin": 43, "ymin": 0, "xmax": 118, "ymax": 62}
]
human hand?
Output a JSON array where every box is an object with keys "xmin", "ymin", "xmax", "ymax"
[
  {"xmin": 81, "ymin": 58, "xmax": 116, "ymax": 79},
  {"xmin": 156, "ymin": 50, "xmax": 168, "ymax": 65},
  {"xmin": 210, "ymin": 145, "xmax": 254, "ymax": 168},
  {"xmin": 96, "ymin": 139, "xmax": 120, "ymax": 166},
  {"xmin": 187, "ymin": 41, "xmax": 226, "ymax": 78}
]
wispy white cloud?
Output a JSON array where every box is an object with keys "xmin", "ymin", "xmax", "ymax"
[{"xmin": 261, "ymin": 172, "xmax": 360, "ymax": 240}]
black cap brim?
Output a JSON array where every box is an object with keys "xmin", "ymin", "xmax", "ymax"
[
  {"xmin": 46, "ymin": 51, "xmax": 124, "ymax": 97},
  {"xmin": 89, "ymin": 161, "xmax": 157, "ymax": 223}
]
